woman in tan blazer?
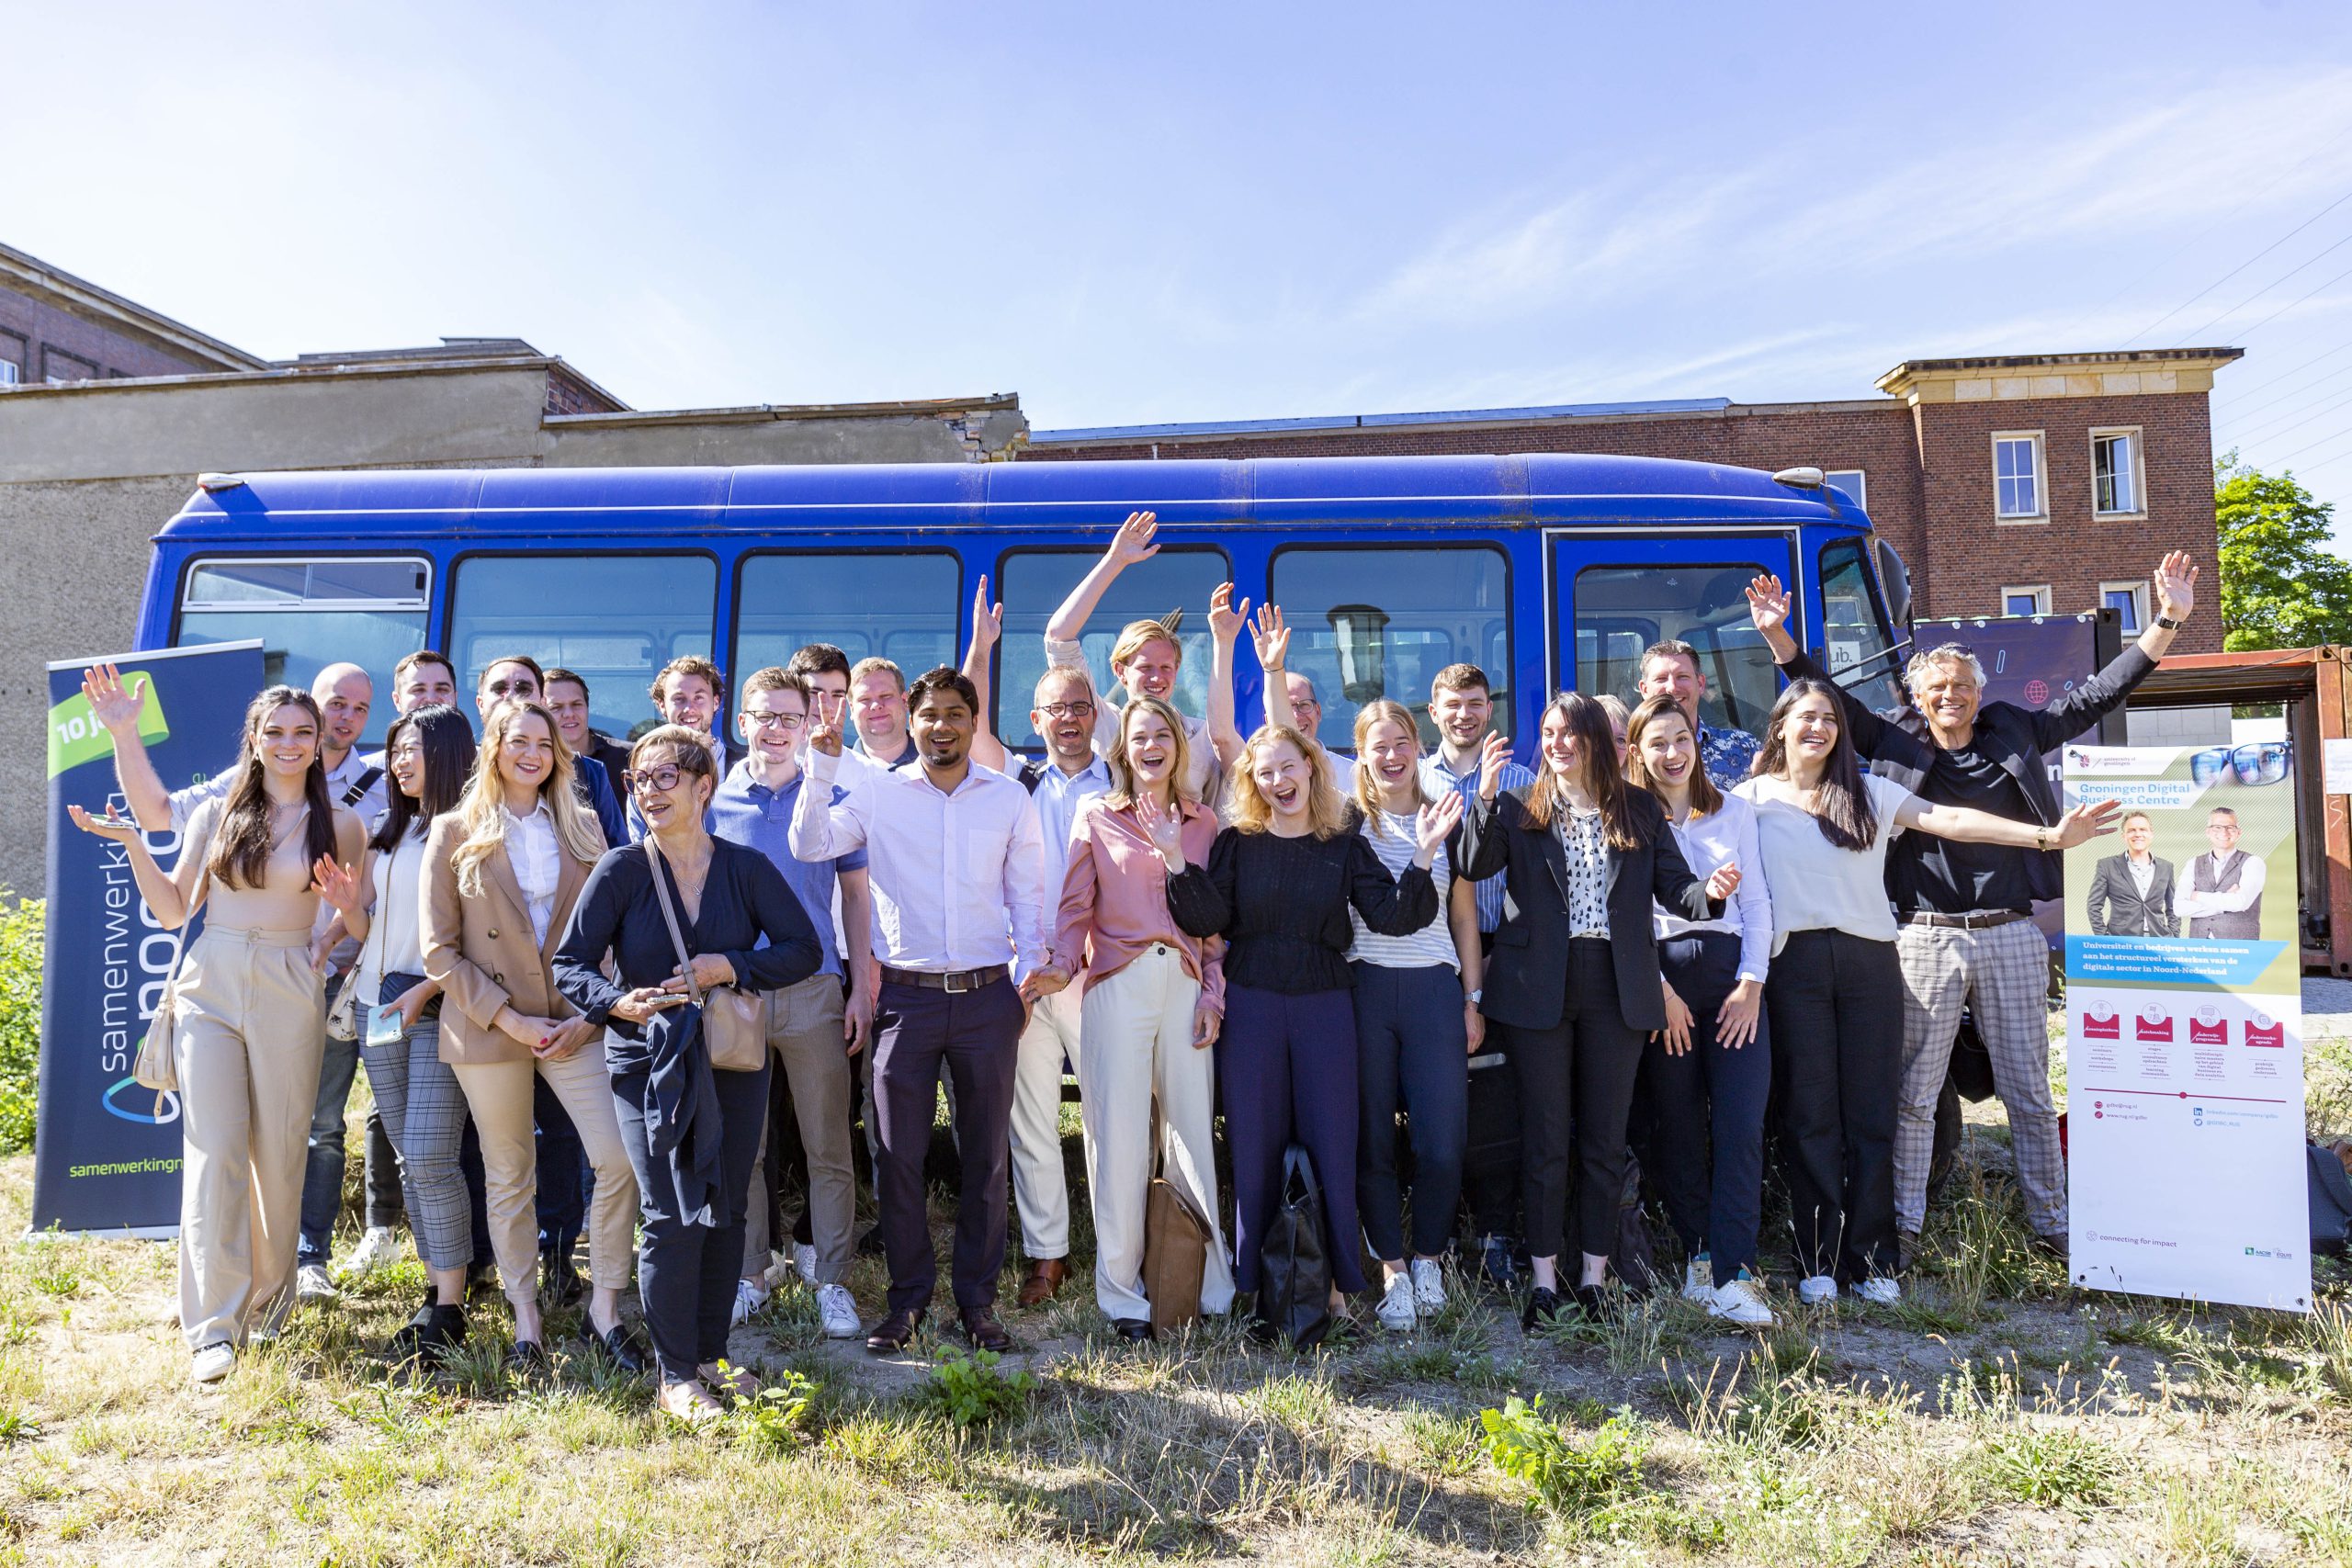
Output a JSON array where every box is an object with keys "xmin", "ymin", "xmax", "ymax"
[{"xmin": 424, "ymin": 698, "xmax": 640, "ymax": 1371}]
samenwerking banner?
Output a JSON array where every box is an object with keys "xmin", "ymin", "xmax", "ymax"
[
  {"xmin": 2062, "ymin": 740, "xmax": 2310, "ymax": 1312},
  {"xmin": 29, "ymin": 641, "xmax": 264, "ymax": 1236}
]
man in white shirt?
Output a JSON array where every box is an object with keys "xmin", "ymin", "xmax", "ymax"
[
  {"xmin": 2177, "ymin": 807, "xmax": 2266, "ymax": 939},
  {"xmin": 790, "ymin": 667, "xmax": 1066, "ymax": 1354}
]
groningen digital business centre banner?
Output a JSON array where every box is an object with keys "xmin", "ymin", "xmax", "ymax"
[
  {"xmin": 30, "ymin": 641, "xmax": 264, "ymax": 1236},
  {"xmin": 2063, "ymin": 739, "xmax": 2310, "ymax": 1312}
]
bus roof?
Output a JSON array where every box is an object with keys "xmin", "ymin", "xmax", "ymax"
[{"xmin": 159, "ymin": 453, "xmax": 1867, "ymax": 538}]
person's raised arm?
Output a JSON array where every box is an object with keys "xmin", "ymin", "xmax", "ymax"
[
  {"xmin": 1250, "ymin": 604, "xmax": 1313, "ymax": 734},
  {"xmin": 1161, "ymin": 817, "xmax": 1236, "ymax": 938},
  {"xmin": 1747, "ymin": 572, "xmax": 1896, "ymax": 750},
  {"xmin": 963, "ymin": 574, "xmax": 1011, "ymax": 773},
  {"xmin": 68, "ymin": 796, "xmax": 207, "ymax": 928},
  {"xmin": 82, "ymin": 664, "xmax": 175, "ymax": 833},
  {"xmin": 786, "ymin": 690, "xmax": 872, "ymax": 863},
  {"xmin": 1346, "ymin": 796, "xmax": 1453, "ymax": 935},
  {"xmin": 1206, "ymin": 582, "xmax": 1250, "ymax": 769},
  {"xmin": 1897, "ymin": 792, "xmax": 2121, "ymax": 850},
  {"xmin": 2030, "ymin": 552, "xmax": 2199, "ymax": 751},
  {"xmin": 1046, "ymin": 510, "xmax": 1159, "ymax": 649}
]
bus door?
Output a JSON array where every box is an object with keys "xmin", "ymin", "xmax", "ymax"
[{"xmin": 1547, "ymin": 530, "xmax": 1799, "ymax": 742}]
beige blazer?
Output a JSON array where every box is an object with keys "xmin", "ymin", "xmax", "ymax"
[{"xmin": 422, "ymin": 813, "xmax": 593, "ymax": 1065}]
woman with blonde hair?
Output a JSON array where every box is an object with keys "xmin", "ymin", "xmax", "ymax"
[
  {"xmin": 423, "ymin": 698, "xmax": 636, "ymax": 1371},
  {"xmin": 72, "ymin": 686, "xmax": 364, "ymax": 1383},
  {"xmin": 1163, "ymin": 724, "xmax": 1457, "ymax": 1318},
  {"xmin": 1058, "ymin": 695, "xmax": 1233, "ymax": 1338},
  {"xmin": 1345, "ymin": 700, "xmax": 1484, "ymax": 1330}
]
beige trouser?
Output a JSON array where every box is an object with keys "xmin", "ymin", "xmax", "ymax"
[
  {"xmin": 451, "ymin": 1036, "xmax": 638, "ymax": 1309},
  {"xmin": 1078, "ymin": 943, "xmax": 1235, "ymax": 1322},
  {"xmin": 174, "ymin": 926, "xmax": 326, "ymax": 1351},
  {"xmin": 743, "ymin": 976, "xmax": 857, "ymax": 1282},
  {"xmin": 1010, "ymin": 986, "xmax": 1082, "ymax": 1260}
]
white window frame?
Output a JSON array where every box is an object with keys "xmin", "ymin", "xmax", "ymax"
[
  {"xmin": 1825, "ymin": 468, "xmax": 1867, "ymax": 509},
  {"xmin": 0, "ymin": 358, "xmax": 18, "ymax": 387},
  {"xmin": 2090, "ymin": 426, "xmax": 2145, "ymax": 518},
  {"xmin": 2001, "ymin": 584, "xmax": 2052, "ymax": 617},
  {"xmin": 2099, "ymin": 580, "xmax": 2148, "ymax": 633},
  {"xmin": 1993, "ymin": 432, "xmax": 2046, "ymax": 523},
  {"xmin": 180, "ymin": 556, "xmax": 434, "ymax": 614}
]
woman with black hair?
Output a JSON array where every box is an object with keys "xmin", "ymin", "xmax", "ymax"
[
  {"xmin": 71, "ymin": 686, "xmax": 365, "ymax": 1384},
  {"xmin": 314, "ymin": 703, "xmax": 476, "ymax": 1364},
  {"xmin": 1734, "ymin": 678, "xmax": 2114, "ymax": 1305},
  {"xmin": 1455, "ymin": 691, "xmax": 1738, "ymax": 1328}
]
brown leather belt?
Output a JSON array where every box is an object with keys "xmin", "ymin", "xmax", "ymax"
[
  {"xmin": 1904, "ymin": 910, "xmax": 2030, "ymax": 930},
  {"xmin": 879, "ymin": 964, "xmax": 1009, "ymax": 994}
]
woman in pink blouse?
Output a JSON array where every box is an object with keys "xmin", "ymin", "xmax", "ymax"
[{"xmin": 1057, "ymin": 695, "xmax": 1234, "ymax": 1338}]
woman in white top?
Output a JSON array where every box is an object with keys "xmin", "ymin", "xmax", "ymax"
[
  {"xmin": 1732, "ymin": 679, "xmax": 2113, "ymax": 1306},
  {"xmin": 1623, "ymin": 695, "xmax": 1776, "ymax": 1326},
  {"xmin": 319, "ymin": 703, "xmax": 476, "ymax": 1366},
  {"xmin": 1345, "ymin": 700, "xmax": 1485, "ymax": 1332}
]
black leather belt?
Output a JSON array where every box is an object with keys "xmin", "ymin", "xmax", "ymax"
[
  {"xmin": 1904, "ymin": 910, "xmax": 2030, "ymax": 930},
  {"xmin": 879, "ymin": 964, "xmax": 1009, "ymax": 994}
]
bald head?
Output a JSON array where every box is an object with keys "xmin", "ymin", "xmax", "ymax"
[{"xmin": 311, "ymin": 662, "xmax": 373, "ymax": 763}]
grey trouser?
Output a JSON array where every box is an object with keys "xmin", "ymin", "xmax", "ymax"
[{"xmin": 744, "ymin": 976, "xmax": 856, "ymax": 1284}]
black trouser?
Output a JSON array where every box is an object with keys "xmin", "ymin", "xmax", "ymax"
[
  {"xmin": 611, "ymin": 1061, "xmax": 772, "ymax": 1383},
  {"xmin": 1351, "ymin": 962, "xmax": 1470, "ymax": 1261},
  {"xmin": 1461, "ymin": 931, "xmax": 1521, "ymax": 1243},
  {"xmin": 1502, "ymin": 939, "xmax": 1647, "ymax": 1261},
  {"xmin": 533, "ymin": 1075, "xmax": 591, "ymax": 1266},
  {"xmin": 1646, "ymin": 932, "xmax": 1772, "ymax": 1288},
  {"xmin": 1765, "ymin": 928, "xmax": 1903, "ymax": 1283}
]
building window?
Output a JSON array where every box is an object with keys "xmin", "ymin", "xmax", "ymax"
[
  {"xmin": 41, "ymin": 347, "xmax": 97, "ymax": 385},
  {"xmin": 2100, "ymin": 581, "xmax": 2147, "ymax": 632},
  {"xmin": 0, "ymin": 359, "xmax": 17, "ymax": 386},
  {"xmin": 1994, "ymin": 434, "xmax": 2044, "ymax": 521},
  {"xmin": 175, "ymin": 557, "xmax": 432, "ymax": 743},
  {"xmin": 1825, "ymin": 469, "xmax": 1867, "ymax": 509},
  {"xmin": 2001, "ymin": 585, "xmax": 2052, "ymax": 617},
  {"xmin": 2092, "ymin": 428, "xmax": 2143, "ymax": 515},
  {"xmin": 1271, "ymin": 545, "xmax": 1511, "ymax": 751}
]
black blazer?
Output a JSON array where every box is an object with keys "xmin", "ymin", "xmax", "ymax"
[
  {"xmin": 1455, "ymin": 784, "xmax": 1720, "ymax": 1033},
  {"xmin": 2086, "ymin": 853, "xmax": 2178, "ymax": 937},
  {"xmin": 1781, "ymin": 642, "xmax": 2156, "ymax": 903}
]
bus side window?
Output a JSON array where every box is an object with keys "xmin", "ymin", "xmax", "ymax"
[
  {"xmin": 732, "ymin": 551, "xmax": 961, "ymax": 696},
  {"xmin": 993, "ymin": 548, "xmax": 1230, "ymax": 745},
  {"xmin": 449, "ymin": 554, "xmax": 716, "ymax": 744},
  {"xmin": 1818, "ymin": 538, "xmax": 1905, "ymax": 712},
  {"xmin": 1572, "ymin": 563, "xmax": 1779, "ymax": 739},
  {"xmin": 175, "ymin": 557, "xmax": 431, "ymax": 746},
  {"xmin": 1268, "ymin": 545, "xmax": 1511, "ymax": 752}
]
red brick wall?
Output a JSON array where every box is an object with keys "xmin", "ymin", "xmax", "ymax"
[{"xmin": 0, "ymin": 283, "xmax": 224, "ymax": 383}]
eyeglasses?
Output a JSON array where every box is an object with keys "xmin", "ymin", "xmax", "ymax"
[
  {"xmin": 625, "ymin": 764, "xmax": 688, "ymax": 794},
  {"xmin": 482, "ymin": 680, "xmax": 537, "ymax": 697},
  {"xmin": 1039, "ymin": 702, "xmax": 1096, "ymax": 720},
  {"xmin": 745, "ymin": 711, "xmax": 804, "ymax": 731},
  {"xmin": 2189, "ymin": 741, "xmax": 2290, "ymax": 788}
]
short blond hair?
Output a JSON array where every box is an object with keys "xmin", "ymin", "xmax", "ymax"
[
  {"xmin": 1111, "ymin": 619, "xmax": 1182, "ymax": 672},
  {"xmin": 849, "ymin": 656, "xmax": 904, "ymax": 693}
]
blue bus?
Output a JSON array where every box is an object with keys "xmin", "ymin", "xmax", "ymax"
[{"xmin": 136, "ymin": 454, "xmax": 1912, "ymax": 756}]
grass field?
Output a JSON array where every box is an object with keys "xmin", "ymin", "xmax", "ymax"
[{"xmin": 2, "ymin": 1041, "xmax": 2348, "ymax": 1566}]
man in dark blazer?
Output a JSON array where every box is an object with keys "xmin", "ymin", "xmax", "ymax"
[{"xmin": 2085, "ymin": 812, "xmax": 2178, "ymax": 936}]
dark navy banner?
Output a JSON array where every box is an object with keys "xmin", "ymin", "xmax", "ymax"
[{"xmin": 30, "ymin": 640, "xmax": 264, "ymax": 1235}]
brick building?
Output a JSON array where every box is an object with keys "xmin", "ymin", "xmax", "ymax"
[
  {"xmin": 0, "ymin": 240, "xmax": 266, "ymax": 385},
  {"xmin": 1021, "ymin": 348, "xmax": 2239, "ymax": 655}
]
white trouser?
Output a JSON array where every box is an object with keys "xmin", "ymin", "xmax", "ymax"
[{"xmin": 1008, "ymin": 986, "xmax": 1080, "ymax": 1260}]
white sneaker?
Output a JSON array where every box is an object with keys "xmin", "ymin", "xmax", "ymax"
[
  {"xmin": 1856, "ymin": 1276, "xmax": 1901, "ymax": 1305},
  {"xmin": 1707, "ymin": 1273, "xmax": 1776, "ymax": 1326},
  {"xmin": 793, "ymin": 1242, "xmax": 820, "ymax": 1290},
  {"xmin": 1796, "ymin": 1274, "xmax": 1839, "ymax": 1306},
  {"xmin": 190, "ymin": 1343, "xmax": 235, "ymax": 1384},
  {"xmin": 731, "ymin": 1276, "xmax": 771, "ymax": 1327},
  {"xmin": 817, "ymin": 1283, "xmax": 862, "ymax": 1339},
  {"xmin": 1408, "ymin": 1257, "xmax": 1446, "ymax": 1312},
  {"xmin": 1375, "ymin": 1273, "xmax": 1417, "ymax": 1331},
  {"xmin": 1681, "ymin": 1255, "xmax": 1714, "ymax": 1303},
  {"xmin": 339, "ymin": 1225, "xmax": 402, "ymax": 1282},
  {"xmin": 295, "ymin": 1263, "xmax": 339, "ymax": 1303}
]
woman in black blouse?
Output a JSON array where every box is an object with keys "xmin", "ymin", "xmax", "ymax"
[
  {"xmin": 554, "ymin": 725, "xmax": 821, "ymax": 1422},
  {"xmin": 1159, "ymin": 724, "xmax": 1458, "ymax": 1313},
  {"xmin": 1455, "ymin": 693, "xmax": 1738, "ymax": 1328}
]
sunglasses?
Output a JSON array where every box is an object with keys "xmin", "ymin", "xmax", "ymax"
[{"xmin": 2189, "ymin": 741, "xmax": 2290, "ymax": 788}]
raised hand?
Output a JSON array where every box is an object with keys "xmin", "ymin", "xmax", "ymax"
[
  {"xmin": 67, "ymin": 803, "xmax": 142, "ymax": 841},
  {"xmin": 970, "ymin": 575, "xmax": 1002, "ymax": 652},
  {"xmin": 807, "ymin": 689, "xmax": 847, "ymax": 757},
  {"xmin": 1745, "ymin": 573, "xmax": 1793, "ymax": 637},
  {"xmin": 1135, "ymin": 790, "xmax": 1187, "ymax": 864},
  {"xmin": 1477, "ymin": 731, "xmax": 1512, "ymax": 801},
  {"xmin": 1250, "ymin": 604, "xmax": 1291, "ymax": 671},
  {"xmin": 1704, "ymin": 863, "xmax": 1742, "ymax": 902},
  {"xmin": 1414, "ymin": 790, "xmax": 1464, "ymax": 863},
  {"xmin": 1207, "ymin": 581, "xmax": 1251, "ymax": 646},
  {"xmin": 310, "ymin": 854, "xmax": 363, "ymax": 916},
  {"xmin": 2054, "ymin": 798, "xmax": 2122, "ymax": 848},
  {"xmin": 1109, "ymin": 510, "xmax": 1160, "ymax": 567},
  {"xmin": 81, "ymin": 662, "xmax": 149, "ymax": 735},
  {"xmin": 2151, "ymin": 551, "xmax": 2197, "ymax": 623}
]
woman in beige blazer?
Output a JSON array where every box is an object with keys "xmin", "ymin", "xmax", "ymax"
[{"xmin": 424, "ymin": 698, "xmax": 640, "ymax": 1371}]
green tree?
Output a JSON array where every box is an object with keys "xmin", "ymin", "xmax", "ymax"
[{"xmin": 2214, "ymin": 450, "xmax": 2352, "ymax": 652}]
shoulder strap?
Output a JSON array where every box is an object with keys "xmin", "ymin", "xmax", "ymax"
[
  {"xmin": 341, "ymin": 766, "xmax": 384, "ymax": 807},
  {"xmin": 639, "ymin": 837, "xmax": 703, "ymax": 1007},
  {"xmin": 1017, "ymin": 759, "xmax": 1047, "ymax": 795}
]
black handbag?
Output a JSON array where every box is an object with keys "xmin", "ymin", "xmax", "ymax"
[
  {"xmin": 1948, "ymin": 1008, "xmax": 1997, "ymax": 1102},
  {"xmin": 1255, "ymin": 1145, "xmax": 1334, "ymax": 1351}
]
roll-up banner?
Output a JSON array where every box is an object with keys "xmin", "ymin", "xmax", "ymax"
[
  {"xmin": 29, "ymin": 640, "xmax": 265, "ymax": 1237},
  {"xmin": 2063, "ymin": 739, "xmax": 2309, "ymax": 1312}
]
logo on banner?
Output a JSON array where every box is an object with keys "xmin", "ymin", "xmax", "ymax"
[
  {"xmin": 2082, "ymin": 1004, "xmax": 2120, "ymax": 1040},
  {"xmin": 2189, "ymin": 1006, "xmax": 2228, "ymax": 1045},
  {"xmin": 101, "ymin": 1078, "xmax": 181, "ymax": 1125},
  {"xmin": 47, "ymin": 674, "xmax": 168, "ymax": 779},
  {"xmin": 2136, "ymin": 1006, "xmax": 2174, "ymax": 1043},
  {"xmin": 2245, "ymin": 1012, "xmax": 2285, "ymax": 1048}
]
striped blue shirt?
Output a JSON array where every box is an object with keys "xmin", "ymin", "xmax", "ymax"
[{"xmin": 1420, "ymin": 750, "xmax": 1537, "ymax": 933}]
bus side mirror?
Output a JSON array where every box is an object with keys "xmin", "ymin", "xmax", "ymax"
[{"xmin": 1875, "ymin": 538, "xmax": 1914, "ymax": 633}]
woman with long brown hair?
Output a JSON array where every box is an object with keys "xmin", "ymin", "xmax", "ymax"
[
  {"xmin": 72, "ymin": 687, "xmax": 365, "ymax": 1384},
  {"xmin": 423, "ymin": 698, "xmax": 632, "ymax": 1371},
  {"xmin": 1455, "ymin": 691, "xmax": 1738, "ymax": 1329}
]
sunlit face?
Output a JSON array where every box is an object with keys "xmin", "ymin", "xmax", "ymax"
[
  {"xmin": 2123, "ymin": 816, "xmax": 2154, "ymax": 854},
  {"xmin": 851, "ymin": 671, "xmax": 907, "ymax": 750},
  {"xmin": 495, "ymin": 711, "xmax": 559, "ymax": 796},
  {"xmin": 1363, "ymin": 717, "xmax": 1419, "ymax": 799},
  {"xmin": 256, "ymin": 703, "xmax": 320, "ymax": 779},
  {"xmin": 1539, "ymin": 709, "xmax": 1585, "ymax": 780},
  {"xmin": 629, "ymin": 745, "xmax": 711, "ymax": 832},
  {"xmin": 398, "ymin": 660, "xmax": 457, "ymax": 713},
  {"xmin": 1124, "ymin": 709, "xmax": 1179, "ymax": 791},
  {"xmin": 1636, "ymin": 712, "xmax": 1696, "ymax": 792},
  {"xmin": 2205, "ymin": 812, "xmax": 2241, "ymax": 852},
  {"xmin": 312, "ymin": 670, "xmax": 371, "ymax": 754},
  {"xmin": 1429, "ymin": 682, "xmax": 1492, "ymax": 749},
  {"xmin": 1636, "ymin": 652, "xmax": 1703, "ymax": 725},
  {"xmin": 478, "ymin": 660, "xmax": 541, "ymax": 722},
  {"xmin": 802, "ymin": 669, "xmax": 849, "ymax": 709},
  {"xmin": 1780, "ymin": 693, "xmax": 1842, "ymax": 766},
  {"xmin": 1118, "ymin": 637, "xmax": 1180, "ymax": 703},
  {"xmin": 660, "ymin": 672, "xmax": 719, "ymax": 734},
  {"xmin": 1285, "ymin": 673, "xmax": 1323, "ymax": 737},
  {"xmin": 545, "ymin": 679, "xmax": 592, "ymax": 752},
  {"xmin": 1608, "ymin": 715, "xmax": 1629, "ymax": 767},
  {"xmin": 1912, "ymin": 662, "xmax": 1983, "ymax": 735},
  {"xmin": 1032, "ymin": 673, "xmax": 1097, "ymax": 764},
  {"xmin": 1251, "ymin": 738, "xmax": 1312, "ymax": 821},
  {"xmin": 387, "ymin": 728, "xmax": 425, "ymax": 800},
  {"xmin": 738, "ymin": 685, "xmax": 808, "ymax": 768},
  {"xmin": 910, "ymin": 686, "xmax": 972, "ymax": 768}
]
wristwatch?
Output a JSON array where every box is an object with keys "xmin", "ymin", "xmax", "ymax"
[
  {"xmin": 2154, "ymin": 615, "xmax": 2183, "ymax": 630},
  {"xmin": 1466, "ymin": 988, "xmax": 1483, "ymax": 1005}
]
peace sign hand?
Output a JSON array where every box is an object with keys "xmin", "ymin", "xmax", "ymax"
[{"xmin": 807, "ymin": 690, "xmax": 847, "ymax": 758}]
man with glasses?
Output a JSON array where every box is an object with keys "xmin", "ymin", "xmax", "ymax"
[
  {"xmin": 2178, "ymin": 807, "xmax": 2265, "ymax": 939},
  {"xmin": 1748, "ymin": 550, "xmax": 2199, "ymax": 1266}
]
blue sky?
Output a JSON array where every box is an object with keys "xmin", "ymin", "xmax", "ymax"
[{"xmin": 10, "ymin": 2, "xmax": 2352, "ymax": 532}]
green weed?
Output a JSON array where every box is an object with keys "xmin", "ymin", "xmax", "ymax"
[
  {"xmin": 913, "ymin": 1348, "xmax": 1036, "ymax": 1429},
  {"xmin": 1478, "ymin": 1395, "xmax": 1652, "ymax": 1527},
  {"xmin": 1976, "ymin": 1426, "xmax": 2124, "ymax": 1509}
]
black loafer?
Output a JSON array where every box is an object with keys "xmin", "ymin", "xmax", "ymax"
[
  {"xmin": 1112, "ymin": 1316, "xmax": 1156, "ymax": 1342},
  {"xmin": 959, "ymin": 1308, "xmax": 1015, "ymax": 1353},
  {"xmin": 1571, "ymin": 1283, "xmax": 1621, "ymax": 1325},
  {"xmin": 1521, "ymin": 1285, "xmax": 1562, "ymax": 1331},
  {"xmin": 382, "ymin": 1303, "xmax": 468, "ymax": 1366},
  {"xmin": 505, "ymin": 1339, "xmax": 549, "ymax": 1375},
  {"xmin": 576, "ymin": 1319, "xmax": 649, "ymax": 1374},
  {"xmin": 865, "ymin": 1307, "xmax": 925, "ymax": 1355}
]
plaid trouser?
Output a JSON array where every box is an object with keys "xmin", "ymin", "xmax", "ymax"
[{"xmin": 1892, "ymin": 919, "xmax": 2066, "ymax": 1237}]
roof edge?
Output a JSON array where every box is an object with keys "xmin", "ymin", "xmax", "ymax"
[
  {"xmin": 543, "ymin": 393, "xmax": 1022, "ymax": 429},
  {"xmin": 0, "ymin": 239, "xmax": 269, "ymax": 371}
]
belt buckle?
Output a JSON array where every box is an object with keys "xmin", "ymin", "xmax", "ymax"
[{"xmin": 944, "ymin": 970, "xmax": 975, "ymax": 994}]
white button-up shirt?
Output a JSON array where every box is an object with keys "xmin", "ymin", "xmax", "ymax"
[
  {"xmin": 790, "ymin": 747, "xmax": 1049, "ymax": 979},
  {"xmin": 504, "ymin": 802, "xmax": 561, "ymax": 946}
]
